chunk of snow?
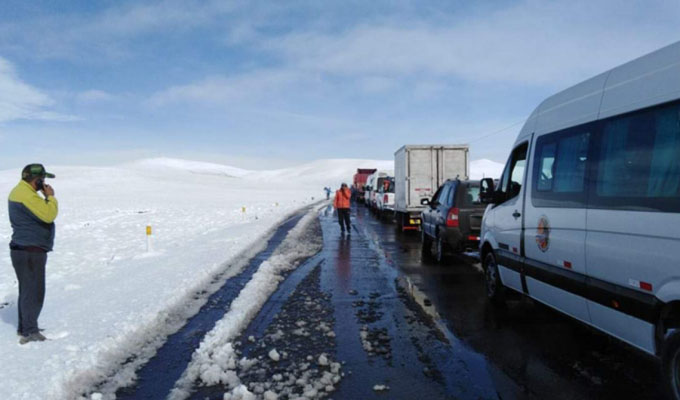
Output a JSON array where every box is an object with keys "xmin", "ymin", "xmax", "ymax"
[
  {"xmin": 318, "ymin": 354, "xmax": 329, "ymax": 366},
  {"xmin": 263, "ymin": 391, "xmax": 278, "ymax": 400},
  {"xmin": 268, "ymin": 349, "xmax": 281, "ymax": 362},
  {"xmin": 223, "ymin": 384, "xmax": 256, "ymax": 400}
]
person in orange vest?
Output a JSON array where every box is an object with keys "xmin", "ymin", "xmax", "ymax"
[{"xmin": 333, "ymin": 183, "xmax": 351, "ymax": 233}]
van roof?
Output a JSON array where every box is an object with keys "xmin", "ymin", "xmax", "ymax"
[{"xmin": 517, "ymin": 40, "xmax": 680, "ymax": 141}]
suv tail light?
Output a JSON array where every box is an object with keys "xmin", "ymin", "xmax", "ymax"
[{"xmin": 446, "ymin": 207, "xmax": 459, "ymax": 227}]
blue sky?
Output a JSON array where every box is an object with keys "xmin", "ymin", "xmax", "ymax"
[{"xmin": 0, "ymin": 0, "xmax": 678, "ymax": 170}]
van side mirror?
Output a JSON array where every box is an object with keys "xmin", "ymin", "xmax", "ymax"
[
  {"xmin": 480, "ymin": 178, "xmax": 496, "ymax": 204},
  {"xmin": 420, "ymin": 198, "xmax": 430, "ymax": 206}
]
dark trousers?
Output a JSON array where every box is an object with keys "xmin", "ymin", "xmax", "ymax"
[
  {"xmin": 337, "ymin": 208, "xmax": 351, "ymax": 231},
  {"xmin": 10, "ymin": 250, "xmax": 47, "ymax": 336}
]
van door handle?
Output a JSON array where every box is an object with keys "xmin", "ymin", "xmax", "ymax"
[{"xmin": 512, "ymin": 210, "xmax": 521, "ymax": 219}]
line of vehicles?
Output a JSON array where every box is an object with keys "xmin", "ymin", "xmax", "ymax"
[
  {"xmin": 353, "ymin": 144, "xmax": 486, "ymax": 261},
  {"xmin": 351, "ymin": 41, "xmax": 680, "ymax": 399}
]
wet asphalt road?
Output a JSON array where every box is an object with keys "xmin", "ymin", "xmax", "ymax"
[
  {"xmin": 114, "ymin": 202, "xmax": 665, "ymax": 399},
  {"xmin": 348, "ymin": 204, "xmax": 665, "ymax": 400}
]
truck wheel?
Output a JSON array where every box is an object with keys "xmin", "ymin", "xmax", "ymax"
[
  {"xmin": 663, "ymin": 331, "xmax": 680, "ymax": 400},
  {"xmin": 484, "ymin": 252, "xmax": 506, "ymax": 305}
]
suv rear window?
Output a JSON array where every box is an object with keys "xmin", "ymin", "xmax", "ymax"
[{"xmin": 459, "ymin": 184, "xmax": 482, "ymax": 207}]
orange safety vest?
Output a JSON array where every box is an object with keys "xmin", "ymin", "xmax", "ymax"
[{"xmin": 334, "ymin": 188, "xmax": 351, "ymax": 209}]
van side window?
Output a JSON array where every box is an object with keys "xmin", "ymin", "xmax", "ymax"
[
  {"xmin": 532, "ymin": 128, "xmax": 591, "ymax": 207},
  {"xmin": 498, "ymin": 143, "xmax": 528, "ymax": 202},
  {"xmin": 591, "ymin": 101, "xmax": 680, "ymax": 212}
]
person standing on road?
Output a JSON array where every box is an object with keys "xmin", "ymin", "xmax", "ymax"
[
  {"xmin": 334, "ymin": 183, "xmax": 351, "ymax": 234},
  {"xmin": 8, "ymin": 164, "xmax": 58, "ymax": 344},
  {"xmin": 324, "ymin": 187, "xmax": 332, "ymax": 200}
]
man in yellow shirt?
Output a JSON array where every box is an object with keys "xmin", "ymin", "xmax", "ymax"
[{"xmin": 8, "ymin": 164, "xmax": 58, "ymax": 344}]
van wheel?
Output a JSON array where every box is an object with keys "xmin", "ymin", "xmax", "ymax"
[
  {"xmin": 484, "ymin": 252, "xmax": 506, "ymax": 305},
  {"xmin": 663, "ymin": 331, "xmax": 680, "ymax": 400}
]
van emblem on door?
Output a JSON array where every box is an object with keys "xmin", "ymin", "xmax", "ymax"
[{"xmin": 536, "ymin": 215, "xmax": 550, "ymax": 252}]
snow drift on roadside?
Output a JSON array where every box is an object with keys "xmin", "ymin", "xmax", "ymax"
[
  {"xmin": 0, "ymin": 164, "xmax": 318, "ymax": 400},
  {"xmin": 169, "ymin": 208, "xmax": 324, "ymax": 400}
]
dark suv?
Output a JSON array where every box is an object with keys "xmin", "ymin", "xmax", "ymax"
[{"xmin": 420, "ymin": 180, "xmax": 486, "ymax": 262}]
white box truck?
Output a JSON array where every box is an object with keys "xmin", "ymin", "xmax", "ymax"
[{"xmin": 394, "ymin": 145, "xmax": 470, "ymax": 231}]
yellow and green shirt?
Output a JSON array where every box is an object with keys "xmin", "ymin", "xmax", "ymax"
[{"xmin": 8, "ymin": 180, "xmax": 58, "ymax": 252}]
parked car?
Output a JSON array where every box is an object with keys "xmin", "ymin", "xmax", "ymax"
[
  {"xmin": 420, "ymin": 180, "xmax": 485, "ymax": 262},
  {"xmin": 375, "ymin": 177, "xmax": 395, "ymax": 219},
  {"xmin": 478, "ymin": 41, "xmax": 680, "ymax": 399},
  {"xmin": 394, "ymin": 145, "xmax": 470, "ymax": 231}
]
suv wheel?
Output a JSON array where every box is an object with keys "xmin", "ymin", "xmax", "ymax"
[
  {"xmin": 434, "ymin": 236, "xmax": 445, "ymax": 264},
  {"xmin": 663, "ymin": 331, "xmax": 680, "ymax": 400},
  {"xmin": 484, "ymin": 252, "xmax": 506, "ymax": 305},
  {"xmin": 421, "ymin": 230, "xmax": 433, "ymax": 259}
]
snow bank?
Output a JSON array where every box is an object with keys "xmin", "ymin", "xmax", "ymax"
[
  {"xmin": 0, "ymin": 163, "xmax": 319, "ymax": 400},
  {"xmin": 169, "ymin": 209, "xmax": 323, "ymax": 400}
]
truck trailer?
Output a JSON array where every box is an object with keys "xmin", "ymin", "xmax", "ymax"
[
  {"xmin": 352, "ymin": 168, "xmax": 377, "ymax": 202},
  {"xmin": 394, "ymin": 145, "xmax": 469, "ymax": 231}
]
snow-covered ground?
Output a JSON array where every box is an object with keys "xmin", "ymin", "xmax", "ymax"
[{"xmin": 0, "ymin": 157, "xmax": 503, "ymax": 400}]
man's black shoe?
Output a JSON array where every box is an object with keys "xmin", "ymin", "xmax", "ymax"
[{"xmin": 19, "ymin": 332, "xmax": 47, "ymax": 344}]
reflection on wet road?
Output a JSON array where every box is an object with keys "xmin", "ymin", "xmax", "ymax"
[{"xmin": 347, "ymin": 204, "xmax": 664, "ymax": 400}]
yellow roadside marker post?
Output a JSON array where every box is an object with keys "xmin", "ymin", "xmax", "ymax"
[{"xmin": 146, "ymin": 225, "xmax": 153, "ymax": 252}]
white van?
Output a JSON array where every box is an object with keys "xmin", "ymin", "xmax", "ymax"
[
  {"xmin": 366, "ymin": 170, "xmax": 392, "ymax": 210},
  {"xmin": 479, "ymin": 41, "xmax": 680, "ymax": 398}
]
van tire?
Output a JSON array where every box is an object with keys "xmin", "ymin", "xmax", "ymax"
[
  {"xmin": 663, "ymin": 331, "xmax": 680, "ymax": 400},
  {"xmin": 484, "ymin": 252, "xmax": 506, "ymax": 305}
]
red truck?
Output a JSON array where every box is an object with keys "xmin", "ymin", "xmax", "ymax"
[{"xmin": 352, "ymin": 168, "xmax": 377, "ymax": 202}]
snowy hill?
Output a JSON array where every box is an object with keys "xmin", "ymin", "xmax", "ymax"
[
  {"xmin": 245, "ymin": 158, "xmax": 394, "ymax": 188},
  {"xmin": 470, "ymin": 159, "xmax": 504, "ymax": 180},
  {"xmin": 127, "ymin": 157, "xmax": 504, "ymax": 187},
  {"xmin": 127, "ymin": 157, "xmax": 251, "ymax": 178}
]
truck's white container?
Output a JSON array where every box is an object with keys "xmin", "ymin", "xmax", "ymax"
[{"xmin": 394, "ymin": 145, "xmax": 469, "ymax": 229}]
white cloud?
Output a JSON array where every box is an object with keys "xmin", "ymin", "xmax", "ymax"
[
  {"xmin": 76, "ymin": 90, "xmax": 117, "ymax": 104},
  {"xmin": 146, "ymin": 70, "xmax": 303, "ymax": 107},
  {"xmin": 266, "ymin": 0, "xmax": 679, "ymax": 87},
  {"xmin": 145, "ymin": 0, "xmax": 680, "ymax": 109},
  {"xmin": 0, "ymin": 0, "xmax": 249, "ymax": 60},
  {"xmin": 0, "ymin": 57, "xmax": 76, "ymax": 122}
]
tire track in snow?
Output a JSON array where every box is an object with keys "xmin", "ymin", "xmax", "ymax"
[
  {"xmin": 62, "ymin": 205, "xmax": 318, "ymax": 400},
  {"xmin": 168, "ymin": 207, "xmax": 324, "ymax": 400}
]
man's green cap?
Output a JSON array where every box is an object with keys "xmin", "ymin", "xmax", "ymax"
[{"xmin": 22, "ymin": 164, "xmax": 55, "ymax": 180}]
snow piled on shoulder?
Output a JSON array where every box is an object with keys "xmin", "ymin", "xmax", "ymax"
[
  {"xmin": 169, "ymin": 209, "xmax": 323, "ymax": 400},
  {"xmin": 0, "ymin": 162, "xmax": 320, "ymax": 400}
]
